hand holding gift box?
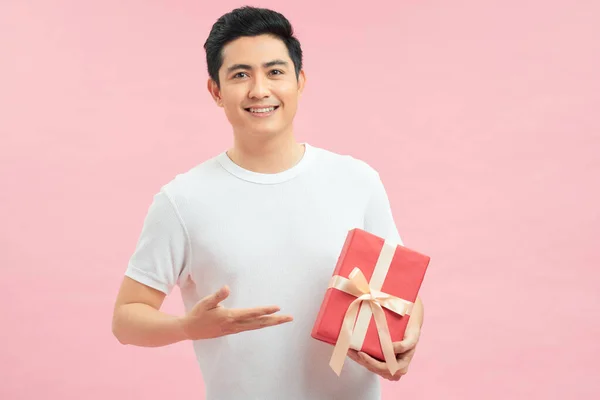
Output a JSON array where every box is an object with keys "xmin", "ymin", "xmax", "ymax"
[{"xmin": 311, "ymin": 228, "xmax": 430, "ymax": 377}]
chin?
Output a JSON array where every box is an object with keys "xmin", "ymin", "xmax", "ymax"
[
  {"xmin": 249, "ymin": 129, "xmax": 281, "ymax": 139},
  {"xmin": 244, "ymin": 124, "xmax": 285, "ymax": 138}
]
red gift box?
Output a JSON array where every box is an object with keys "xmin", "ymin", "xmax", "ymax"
[{"xmin": 311, "ymin": 228, "xmax": 430, "ymax": 375}]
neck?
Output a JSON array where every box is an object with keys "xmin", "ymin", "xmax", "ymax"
[{"xmin": 227, "ymin": 128, "xmax": 305, "ymax": 174}]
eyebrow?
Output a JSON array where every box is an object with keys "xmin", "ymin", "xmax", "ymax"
[{"xmin": 226, "ymin": 59, "xmax": 289, "ymax": 74}]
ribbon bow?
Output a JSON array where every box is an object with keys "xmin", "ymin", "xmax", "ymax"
[{"xmin": 328, "ymin": 267, "xmax": 413, "ymax": 376}]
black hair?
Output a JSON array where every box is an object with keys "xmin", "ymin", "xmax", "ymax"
[{"xmin": 203, "ymin": 6, "xmax": 303, "ymax": 87}]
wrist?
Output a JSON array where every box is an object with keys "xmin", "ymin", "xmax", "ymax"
[
  {"xmin": 175, "ymin": 315, "xmax": 191, "ymax": 341},
  {"xmin": 408, "ymin": 297, "xmax": 424, "ymax": 330}
]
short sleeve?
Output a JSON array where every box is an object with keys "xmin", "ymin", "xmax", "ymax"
[
  {"xmin": 363, "ymin": 171, "xmax": 404, "ymax": 246},
  {"xmin": 124, "ymin": 190, "xmax": 190, "ymax": 295}
]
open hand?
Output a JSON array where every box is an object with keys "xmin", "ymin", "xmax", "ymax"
[{"xmin": 180, "ymin": 285, "xmax": 293, "ymax": 340}]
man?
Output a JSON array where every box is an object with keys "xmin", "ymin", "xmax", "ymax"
[{"xmin": 112, "ymin": 6, "xmax": 424, "ymax": 400}]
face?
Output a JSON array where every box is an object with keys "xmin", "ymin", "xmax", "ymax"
[{"xmin": 208, "ymin": 34, "xmax": 305, "ymax": 140}]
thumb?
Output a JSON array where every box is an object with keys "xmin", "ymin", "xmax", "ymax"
[
  {"xmin": 200, "ymin": 285, "xmax": 230, "ymax": 310},
  {"xmin": 394, "ymin": 327, "xmax": 420, "ymax": 354}
]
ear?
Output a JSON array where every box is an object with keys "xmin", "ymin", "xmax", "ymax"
[
  {"xmin": 207, "ymin": 78, "xmax": 223, "ymax": 107},
  {"xmin": 297, "ymin": 70, "xmax": 306, "ymax": 97}
]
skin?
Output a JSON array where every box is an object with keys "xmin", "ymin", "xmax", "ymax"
[
  {"xmin": 348, "ymin": 298, "xmax": 424, "ymax": 381},
  {"xmin": 207, "ymin": 34, "xmax": 307, "ymax": 174},
  {"xmin": 112, "ymin": 33, "xmax": 424, "ymax": 382}
]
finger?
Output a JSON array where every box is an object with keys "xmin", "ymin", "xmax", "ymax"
[
  {"xmin": 348, "ymin": 351, "xmax": 378, "ymax": 374},
  {"xmin": 396, "ymin": 347, "xmax": 415, "ymax": 363},
  {"xmin": 235, "ymin": 314, "xmax": 293, "ymax": 332},
  {"xmin": 347, "ymin": 349, "xmax": 359, "ymax": 362},
  {"xmin": 388, "ymin": 365, "xmax": 409, "ymax": 381},
  {"xmin": 396, "ymin": 347, "xmax": 416, "ymax": 362},
  {"xmin": 393, "ymin": 328, "xmax": 420, "ymax": 354},
  {"xmin": 230, "ymin": 305, "xmax": 282, "ymax": 320},
  {"xmin": 350, "ymin": 351, "xmax": 402, "ymax": 380},
  {"xmin": 358, "ymin": 352, "xmax": 392, "ymax": 377},
  {"xmin": 395, "ymin": 352, "xmax": 413, "ymax": 371},
  {"xmin": 347, "ymin": 350, "xmax": 364, "ymax": 364},
  {"xmin": 359, "ymin": 352, "xmax": 408, "ymax": 381},
  {"xmin": 200, "ymin": 285, "xmax": 230, "ymax": 309}
]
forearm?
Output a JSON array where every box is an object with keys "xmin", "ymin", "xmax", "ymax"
[
  {"xmin": 408, "ymin": 296, "xmax": 424, "ymax": 331},
  {"xmin": 112, "ymin": 303, "xmax": 188, "ymax": 347}
]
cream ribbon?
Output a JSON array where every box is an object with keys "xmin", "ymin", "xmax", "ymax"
[{"xmin": 328, "ymin": 267, "xmax": 414, "ymax": 376}]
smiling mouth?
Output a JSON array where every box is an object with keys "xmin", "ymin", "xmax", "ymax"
[{"xmin": 244, "ymin": 106, "xmax": 280, "ymax": 114}]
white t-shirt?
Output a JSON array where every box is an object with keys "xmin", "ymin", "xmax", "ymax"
[{"xmin": 125, "ymin": 143, "xmax": 403, "ymax": 400}]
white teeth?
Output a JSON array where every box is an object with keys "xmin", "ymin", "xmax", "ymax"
[{"xmin": 248, "ymin": 107, "xmax": 276, "ymax": 113}]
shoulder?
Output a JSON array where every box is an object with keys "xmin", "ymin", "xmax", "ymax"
[
  {"xmin": 312, "ymin": 145, "xmax": 381, "ymax": 183},
  {"xmin": 155, "ymin": 154, "xmax": 224, "ymax": 208}
]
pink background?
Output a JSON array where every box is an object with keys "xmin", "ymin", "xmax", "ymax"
[{"xmin": 1, "ymin": 0, "xmax": 598, "ymax": 399}]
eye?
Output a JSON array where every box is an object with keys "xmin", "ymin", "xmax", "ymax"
[
  {"xmin": 270, "ymin": 69, "xmax": 284, "ymax": 76},
  {"xmin": 233, "ymin": 72, "xmax": 249, "ymax": 79}
]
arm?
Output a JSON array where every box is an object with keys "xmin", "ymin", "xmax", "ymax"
[
  {"xmin": 362, "ymin": 168, "xmax": 424, "ymax": 332},
  {"xmin": 349, "ymin": 167, "xmax": 424, "ymax": 380},
  {"xmin": 112, "ymin": 190, "xmax": 292, "ymax": 347},
  {"xmin": 112, "ymin": 277, "xmax": 291, "ymax": 347},
  {"xmin": 408, "ymin": 296, "xmax": 424, "ymax": 332},
  {"xmin": 112, "ymin": 190, "xmax": 190, "ymax": 347},
  {"xmin": 112, "ymin": 276, "xmax": 187, "ymax": 347}
]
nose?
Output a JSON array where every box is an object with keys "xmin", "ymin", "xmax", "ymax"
[{"xmin": 248, "ymin": 75, "xmax": 271, "ymax": 99}]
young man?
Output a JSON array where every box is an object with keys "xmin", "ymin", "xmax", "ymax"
[{"xmin": 112, "ymin": 6, "xmax": 424, "ymax": 400}]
